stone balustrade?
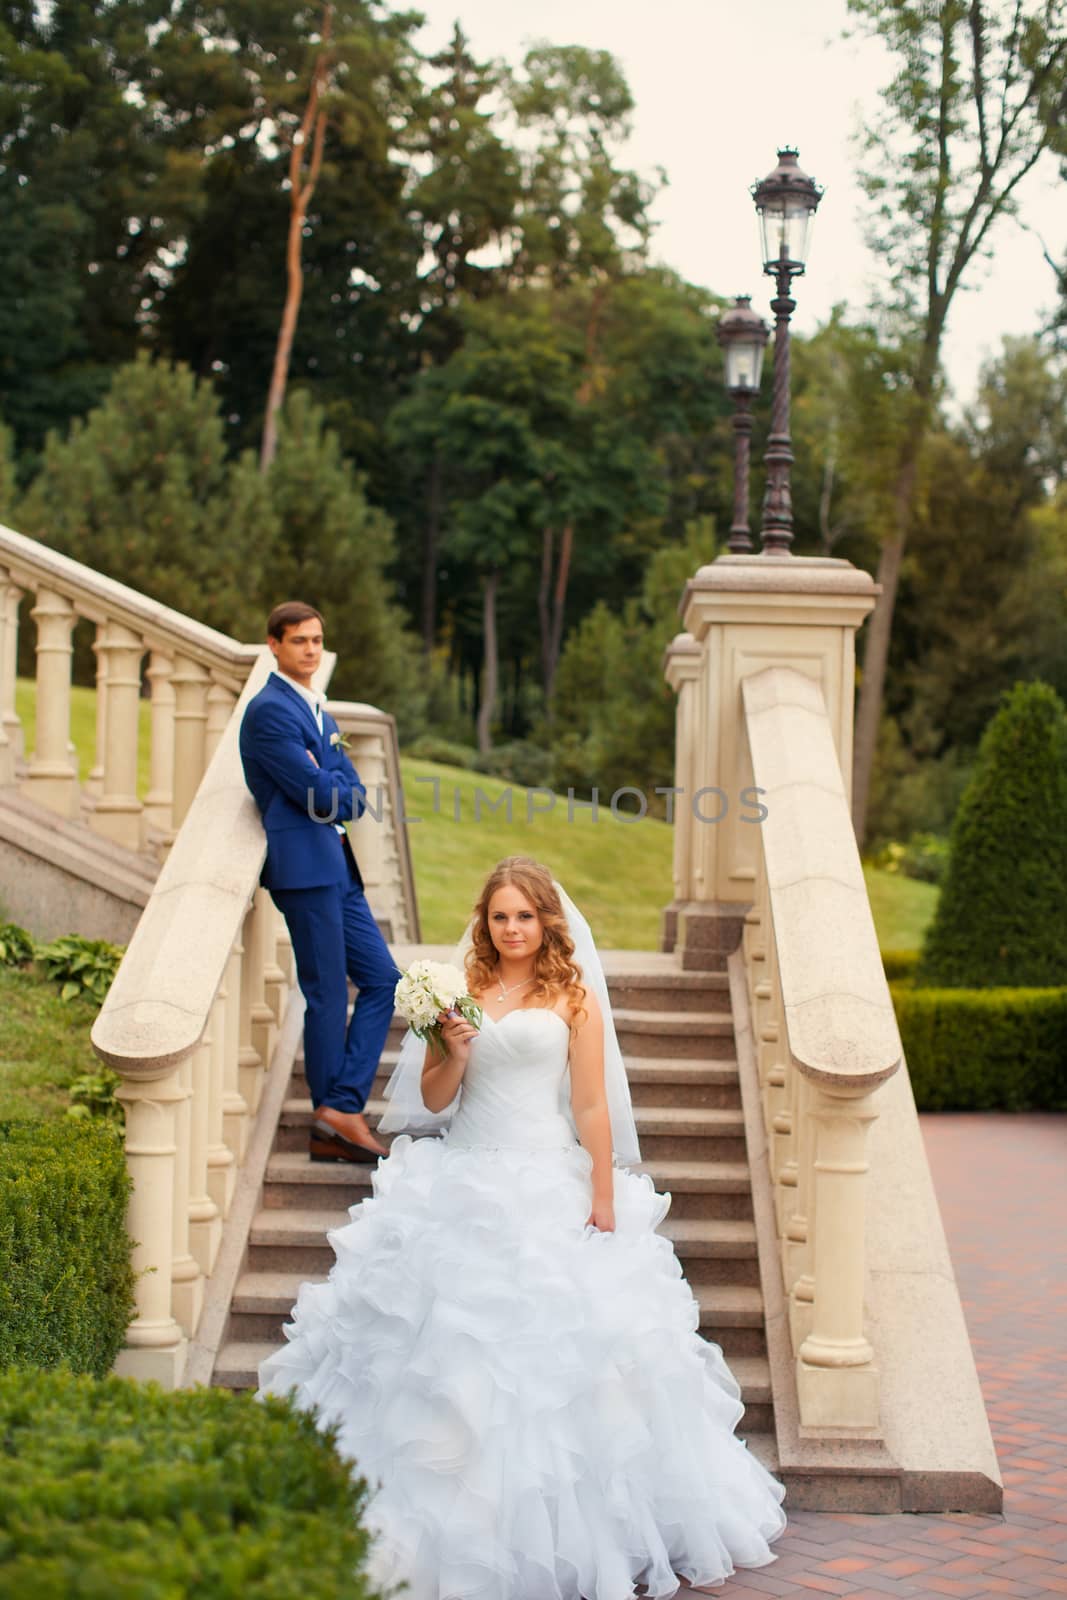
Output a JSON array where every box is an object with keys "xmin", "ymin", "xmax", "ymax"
[
  {"xmin": 740, "ymin": 665, "xmax": 901, "ymax": 1431},
  {"xmin": 0, "ymin": 521, "xmax": 258, "ymax": 852}
]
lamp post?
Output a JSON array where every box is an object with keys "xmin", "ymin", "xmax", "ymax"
[
  {"xmin": 751, "ymin": 148, "xmax": 823, "ymax": 555},
  {"xmin": 717, "ymin": 296, "xmax": 769, "ymax": 554}
]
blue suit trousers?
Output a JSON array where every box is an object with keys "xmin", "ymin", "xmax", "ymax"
[{"xmin": 271, "ymin": 868, "xmax": 400, "ymax": 1114}]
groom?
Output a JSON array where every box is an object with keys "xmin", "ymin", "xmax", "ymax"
[{"xmin": 239, "ymin": 601, "xmax": 398, "ymax": 1163}]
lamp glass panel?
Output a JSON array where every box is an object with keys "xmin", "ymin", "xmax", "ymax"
[{"xmin": 725, "ymin": 339, "xmax": 765, "ymax": 391}]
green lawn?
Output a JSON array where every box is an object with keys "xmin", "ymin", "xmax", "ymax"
[
  {"xmin": 0, "ymin": 966, "xmax": 98, "ymax": 1122},
  {"xmin": 15, "ymin": 679, "xmax": 937, "ymax": 952}
]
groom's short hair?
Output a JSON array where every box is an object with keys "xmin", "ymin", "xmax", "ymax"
[{"xmin": 267, "ymin": 602, "xmax": 325, "ymax": 641}]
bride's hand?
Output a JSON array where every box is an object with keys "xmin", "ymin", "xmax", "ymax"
[
  {"xmin": 586, "ymin": 1199, "xmax": 616, "ymax": 1233},
  {"xmin": 438, "ymin": 1009, "xmax": 478, "ymax": 1064}
]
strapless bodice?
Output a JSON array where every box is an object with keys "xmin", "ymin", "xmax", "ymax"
[{"xmin": 445, "ymin": 1007, "xmax": 576, "ymax": 1152}]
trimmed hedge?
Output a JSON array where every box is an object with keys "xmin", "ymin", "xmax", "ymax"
[
  {"xmin": 918, "ymin": 681, "xmax": 1067, "ymax": 988},
  {"xmin": 0, "ymin": 1120, "xmax": 135, "ymax": 1375},
  {"xmin": 0, "ymin": 1368, "xmax": 382, "ymax": 1598},
  {"xmin": 892, "ymin": 984, "xmax": 1067, "ymax": 1111},
  {"xmin": 881, "ymin": 948, "xmax": 920, "ymax": 983}
]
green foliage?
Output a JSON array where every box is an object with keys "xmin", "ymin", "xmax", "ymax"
[
  {"xmin": 0, "ymin": 965, "xmax": 98, "ymax": 1124},
  {"xmin": 882, "ymin": 949, "xmax": 920, "ymax": 983},
  {"xmin": 0, "ymin": 923, "xmax": 35, "ymax": 968},
  {"xmin": 67, "ymin": 1068, "xmax": 123, "ymax": 1127},
  {"xmin": 19, "ymin": 355, "xmax": 271, "ymax": 638},
  {"xmin": 870, "ymin": 833, "xmax": 950, "ymax": 886},
  {"xmin": 894, "ymin": 985, "xmax": 1067, "ymax": 1111},
  {"xmin": 35, "ymin": 936, "xmax": 124, "ymax": 1006},
  {"xmin": 0, "ymin": 1121, "xmax": 134, "ymax": 1375},
  {"xmin": 0, "ymin": 1368, "xmax": 382, "ymax": 1599},
  {"xmin": 918, "ymin": 682, "xmax": 1067, "ymax": 987}
]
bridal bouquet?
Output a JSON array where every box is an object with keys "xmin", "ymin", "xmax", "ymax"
[{"xmin": 394, "ymin": 960, "xmax": 482, "ymax": 1057}]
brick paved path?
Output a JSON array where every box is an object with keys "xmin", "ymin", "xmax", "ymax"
[{"xmin": 680, "ymin": 1113, "xmax": 1067, "ymax": 1600}]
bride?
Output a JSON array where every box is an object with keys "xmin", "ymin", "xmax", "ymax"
[{"xmin": 258, "ymin": 856, "xmax": 786, "ymax": 1598}]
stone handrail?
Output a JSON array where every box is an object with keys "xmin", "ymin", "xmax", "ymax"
[
  {"xmin": 0, "ymin": 521, "xmax": 259, "ymax": 846},
  {"xmin": 740, "ymin": 664, "xmax": 901, "ymax": 1431}
]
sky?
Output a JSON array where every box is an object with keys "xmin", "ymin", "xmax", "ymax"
[{"xmin": 410, "ymin": 0, "xmax": 1066, "ymax": 408}]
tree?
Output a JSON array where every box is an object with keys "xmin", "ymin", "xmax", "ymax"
[
  {"xmin": 847, "ymin": 0, "xmax": 1067, "ymax": 843},
  {"xmin": 917, "ymin": 681, "xmax": 1067, "ymax": 985},
  {"xmin": 18, "ymin": 355, "xmax": 270, "ymax": 638}
]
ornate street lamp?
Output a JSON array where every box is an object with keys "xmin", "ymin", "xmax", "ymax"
[
  {"xmin": 717, "ymin": 296, "xmax": 769, "ymax": 554},
  {"xmin": 751, "ymin": 148, "xmax": 823, "ymax": 554}
]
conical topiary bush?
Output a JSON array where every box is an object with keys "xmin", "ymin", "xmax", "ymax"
[{"xmin": 917, "ymin": 680, "xmax": 1067, "ymax": 988}]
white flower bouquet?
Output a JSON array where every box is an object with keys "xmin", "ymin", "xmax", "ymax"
[{"xmin": 393, "ymin": 960, "xmax": 482, "ymax": 1057}]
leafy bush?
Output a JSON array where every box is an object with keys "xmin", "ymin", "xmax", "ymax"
[
  {"xmin": 0, "ymin": 1120, "xmax": 134, "ymax": 1375},
  {"xmin": 406, "ymin": 733, "xmax": 479, "ymax": 769},
  {"xmin": 473, "ymin": 739, "xmax": 556, "ymax": 789},
  {"xmin": 870, "ymin": 832, "xmax": 950, "ymax": 886},
  {"xmin": 0, "ymin": 921, "xmax": 35, "ymax": 966},
  {"xmin": 35, "ymin": 934, "xmax": 124, "ymax": 1004},
  {"xmin": 67, "ymin": 1066, "xmax": 123, "ymax": 1126},
  {"xmin": 0, "ymin": 1368, "xmax": 383, "ymax": 1599},
  {"xmin": 918, "ymin": 681, "xmax": 1067, "ymax": 987},
  {"xmin": 893, "ymin": 984, "xmax": 1067, "ymax": 1111},
  {"xmin": 882, "ymin": 949, "xmax": 920, "ymax": 983}
]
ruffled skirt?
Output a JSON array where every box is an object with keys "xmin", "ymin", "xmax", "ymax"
[{"xmin": 258, "ymin": 1134, "xmax": 786, "ymax": 1599}]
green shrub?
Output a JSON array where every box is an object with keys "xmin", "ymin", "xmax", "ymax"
[
  {"xmin": 35, "ymin": 934, "xmax": 124, "ymax": 1004},
  {"xmin": 0, "ymin": 921, "xmax": 35, "ymax": 966},
  {"xmin": 871, "ymin": 832, "xmax": 950, "ymax": 886},
  {"xmin": 918, "ymin": 681, "xmax": 1067, "ymax": 987},
  {"xmin": 0, "ymin": 1368, "xmax": 383, "ymax": 1599},
  {"xmin": 882, "ymin": 949, "xmax": 920, "ymax": 983},
  {"xmin": 0, "ymin": 1120, "xmax": 134, "ymax": 1375},
  {"xmin": 67, "ymin": 1066, "xmax": 123, "ymax": 1126},
  {"xmin": 893, "ymin": 984, "xmax": 1067, "ymax": 1111},
  {"xmin": 406, "ymin": 733, "xmax": 479, "ymax": 769},
  {"xmin": 472, "ymin": 738, "xmax": 556, "ymax": 789}
]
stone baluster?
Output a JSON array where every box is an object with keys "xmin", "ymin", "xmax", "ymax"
[
  {"xmin": 785, "ymin": 1068, "xmax": 816, "ymax": 1349},
  {"xmin": 143, "ymin": 650, "xmax": 175, "ymax": 844},
  {"xmin": 170, "ymin": 654, "xmax": 210, "ymax": 828},
  {"xmin": 187, "ymin": 1037, "xmax": 222, "ymax": 1276},
  {"xmin": 347, "ymin": 729, "xmax": 386, "ymax": 900},
  {"xmin": 263, "ymin": 902, "xmax": 289, "ymax": 1022},
  {"xmin": 247, "ymin": 890, "xmax": 279, "ymax": 1071},
  {"xmin": 0, "ymin": 569, "xmax": 18, "ymax": 783},
  {"xmin": 221, "ymin": 948, "xmax": 250, "ymax": 1165},
  {"xmin": 86, "ymin": 624, "xmax": 107, "ymax": 797},
  {"xmin": 796, "ymin": 1085, "xmax": 881, "ymax": 1429},
  {"xmin": 112, "ymin": 1068, "xmax": 188, "ymax": 1386},
  {"xmin": 662, "ymin": 633, "xmax": 702, "ymax": 951},
  {"xmin": 205, "ymin": 994, "xmax": 236, "ymax": 1217},
  {"xmin": 236, "ymin": 915, "xmax": 266, "ymax": 1117},
  {"xmin": 205, "ymin": 681, "xmax": 237, "ymax": 767},
  {"xmin": 24, "ymin": 586, "xmax": 79, "ymax": 816},
  {"xmin": 170, "ymin": 1055, "xmax": 203, "ymax": 1337},
  {"xmin": 90, "ymin": 619, "xmax": 145, "ymax": 849}
]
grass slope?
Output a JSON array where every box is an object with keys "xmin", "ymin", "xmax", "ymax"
[{"xmin": 0, "ymin": 967, "xmax": 97, "ymax": 1121}]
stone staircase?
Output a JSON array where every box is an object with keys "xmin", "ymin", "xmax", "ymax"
[{"xmin": 211, "ymin": 955, "xmax": 779, "ymax": 1472}]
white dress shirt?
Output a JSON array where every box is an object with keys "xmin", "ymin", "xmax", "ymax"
[{"xmin": 275, "ymin": 669, "xmax": 323, "ymax": 735}]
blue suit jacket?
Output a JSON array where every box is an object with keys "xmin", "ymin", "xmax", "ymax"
[{"xmin": 239, "ymin": 674, "xmax": 366, "ymax": 892}]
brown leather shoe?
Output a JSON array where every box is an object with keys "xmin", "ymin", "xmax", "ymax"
[
  {"xmin": 308, "ymin": 1130, "xmax": 379, "ymax": 1165},
  {"xmin": 312, "ymin": 1105, "xmax": 388, "ymax": 1161}
]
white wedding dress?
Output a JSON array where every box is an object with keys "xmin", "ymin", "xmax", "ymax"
[{"xmin": 258, "ymin": 1006, "xmax": 787, "ymax": 1599}]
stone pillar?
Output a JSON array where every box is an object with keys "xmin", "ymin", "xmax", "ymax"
[
  {"xmin": 204, "ymin": 681, "xmax": 236, "ymax": 767},
  {"xmin": 187, "ymin": 1038, "xmax": 222, "ymax": 1276},
  {"xmin": 796, "ymin": 1084, "xmax": 881, "ymax": 1429},
  {"xmin": 0, "ymin": 570, "xmax": 17, "ymax": 784},
  {"xmin": 169, "ymin": 1054, "xmax": 203, "ymax": 1337},
  {"xmin": 661, "ymin": 633, "xmax": 702, "ymax": 952},
  {"xmin": 170, "ymin": 654, "xmax": 210, "ymax": 829},
  {"xmin": 205, "ymin": 995, "xmax": 236, "ymax": 1217},
  {"xmin": 143, "ymin": 651, "xmax": 175, "ymax": 844},
  {"xmin": 86, "ymin": 623, "xmax": 107, "ymax": 797},
  {"xmin": 24, "ymin": 586, "xmax": 79, "ymax": 816},
  {"xmin": 221, "ymin": 948, "xmax": 250, "ymax": 1165},
  {"xmin": 90, "ymin": 619, "xmax": 145, "ymax": 849},
  {"xmin": 112, "ymin": 1068, "xmax": 188, "ymax": 1387},
  {"xmin": 672, "ymin": 555, "xmax": 877, "ymax": 972}
]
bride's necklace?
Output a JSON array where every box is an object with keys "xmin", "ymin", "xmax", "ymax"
[{"xmin": 497, "ymin": 973, "xmax": 536, "ymax": 1001}]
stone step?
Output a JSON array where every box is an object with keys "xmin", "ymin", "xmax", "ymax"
[
  {"xmin": 364, "ymin": 1007, "xmax": 737, "ymax": 1060},
  {"xmin": 261, "ymin": 1149, "xmax": 754, "ymax": 1218},
  {"xmin": 213, "ymin": 1324, "xmax": 771, "ymax": 1410},
  {"xmin": 289, "ymin": 1055, "xmax": 742, "ymax": 1112}
]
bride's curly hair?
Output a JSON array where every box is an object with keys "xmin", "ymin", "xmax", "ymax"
[{"xmin": 466, "ymin": 857, "xmax": 587, "ymax": 1025}]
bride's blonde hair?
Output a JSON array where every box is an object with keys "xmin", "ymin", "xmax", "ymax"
[{"xmin": 466, "ymin": 857, "xmax": 586, "ymax": 1025}]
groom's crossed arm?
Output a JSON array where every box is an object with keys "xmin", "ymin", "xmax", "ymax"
[{"xmin": 244, "ymin": 700, "xmax": 365, "ymax": 822}]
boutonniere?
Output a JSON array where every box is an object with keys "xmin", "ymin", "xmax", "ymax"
[{"xmin": 329, "ymin": 730, "xmax": 352, "ymax": 754}]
